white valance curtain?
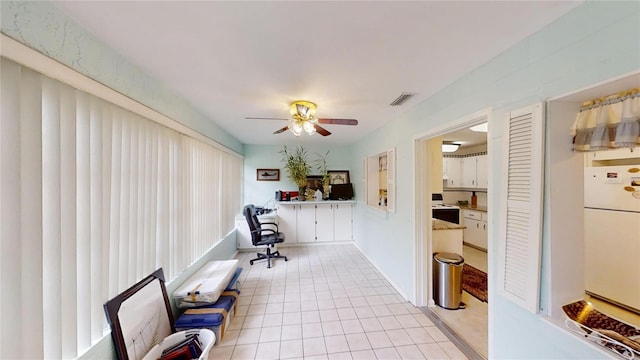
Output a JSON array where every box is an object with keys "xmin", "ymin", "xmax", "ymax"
[
  {"xmin": 571, "ymin": 89, "xmax": 640, "ymax": 151},
  {"xmin": 0, "ymin": 57, "xmax": 242, "ymax": 359}
]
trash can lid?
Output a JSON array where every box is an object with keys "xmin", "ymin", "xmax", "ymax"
[{"xmin": 434, "ymin": 252, "xmax": 464, "ymax": 264}]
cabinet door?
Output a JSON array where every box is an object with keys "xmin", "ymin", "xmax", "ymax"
[
  {"xmin": 476, "ymin": 155, "xmax": 488, "ymax": 188},
  {"xmin": 461, "ymin": 157, "xmax": 477, "ymax": 188},
  {"xmin": 297, "ymin": 205, "xmax": 316, "ymax": 243},
  {"xmin": 463, "ymin": 218, "xmax": 480, "ymax": 247},
  {"xmin": 479, "ymin": 220, "xmax": 488, "ymax": 250},
  {"xmin": 445, "ymin": 157, "xmax": 462, "ymax": 188},
  {"xmin": 276, "ymin": 205, "xmax": 298, "ymax": 243},
  {"xmin": 334, "ymin": 203, "xmax": 353, "ymax": 241},
  {"xmin": 315, "ymin": 204, "xmax": 334, "ymax": 242}
]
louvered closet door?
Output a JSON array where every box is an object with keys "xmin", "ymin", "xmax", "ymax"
[{"xmin": 497, "ymin": 103, "xmax": 544, "ymax": 314}]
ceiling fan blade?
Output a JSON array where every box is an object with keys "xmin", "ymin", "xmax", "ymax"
[
  {"xmin": 314, "ymin": 124, "xmax": 332, "ymax": 136},
  {"xmin": 317, "ymin": 118, "xmax": 358, "ymax": 126},
  {"xmin": 273, "ymin": 126, "xmax": 290, "ymax": 134},
  {"xmin": 245, "ymin": 117, "xmax": 288, "ymax": 121}
]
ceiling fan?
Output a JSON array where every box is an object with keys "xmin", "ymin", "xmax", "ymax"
[{"xmin": 245, "ymin": 100, "xmax": 358, "ymax": 137}]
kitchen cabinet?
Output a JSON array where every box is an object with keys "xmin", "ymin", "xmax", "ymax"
[
  {"xmin": 443, "ymin": 157, "xmax": 462, "ymax": 188},
  {"xmin": 476, "ymin": 154, "xmax": 488, "ymax": 188},
  {"xmin": 275, "ymin": 201, "xmax": 355, "ymax": 243},
  {"xmin": 461, "ymin": 157, "xmax": 477, "ymax": 188},
  {"xmin": 462, "ymin": 209, "xmax": 487, "ymax": 250},
  {"xmin": 446, "ymin": 155, "xmax": 488, "ymax": 189}
]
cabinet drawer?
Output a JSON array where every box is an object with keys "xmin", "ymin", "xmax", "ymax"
[
  {"xmin": 463, "ymin": 210, "xmax": 482, "ymax": 220},
  {"xmin": 481, "ymin": 212, "xmax": 488, "ymax": 221}
]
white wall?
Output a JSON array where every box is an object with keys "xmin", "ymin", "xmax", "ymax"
[
  {"xmin": 243, "ymin": 144, "xmax": 356, "ymax": 208},
  {"xmin": 5, "ymin": 0, "xmax": 639, "ymax": 358},
  {"xmin": 348, "ymin": 2, "xmax": 639, "ymax": 358}
]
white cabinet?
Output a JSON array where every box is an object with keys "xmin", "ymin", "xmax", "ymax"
[
  {"xmin": 276, "ymin": 204, "xmax": 298, "ymax": 244},
  {"xmin": 476, "ymin": 154, "xmax": 488, "ymax": 188},
  {"xmin": 448, "ymin": 155, "xmax": 488, "ymax": 189},
  {"xmin": 315, "ymin": 204, "xmax": 334, "ymax": 242},
  {"xmin": 462, "ymin": 210, "xmax": 487, "ymax": 250},
  {"xmin": 333, "ymin": 203, "xmax": 354, "ymax": 242},
  {"xmin": 461, "ymin": 157, "xmax": 477, "ymax": 188},
  {"xmin": 275, "ymin": 202, "xmax": 354, "ymax": 243},
  {"xmin": 443, "ymin": 157, "xmax": 462, "ymax": 188},
  {"xmin": 297, "ymin": 205, "xmax": 317, "ymax": 243}
]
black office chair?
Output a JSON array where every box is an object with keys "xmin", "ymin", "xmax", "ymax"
[{"xmin": 243, "ymin": 204, "xmax": 287, "ymax": 268}]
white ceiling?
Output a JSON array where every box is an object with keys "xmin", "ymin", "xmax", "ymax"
[{"xmin": 52, "ymin": 1, "xmax": 581, "ymax": 146}]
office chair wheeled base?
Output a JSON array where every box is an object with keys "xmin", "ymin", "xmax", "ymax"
[{"xmin": 250, "ymin": 246, "xmax": 288, "ymax": 269}]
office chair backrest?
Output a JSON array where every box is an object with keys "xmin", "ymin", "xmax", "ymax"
[{"xmin": 243, "ymin": 204, "xmax": 262, "ymax": 246}]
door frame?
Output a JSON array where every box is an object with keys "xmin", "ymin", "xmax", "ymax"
[{"xmin": 412, "ymin": 107, "xmax": 492, "ymax": 307}]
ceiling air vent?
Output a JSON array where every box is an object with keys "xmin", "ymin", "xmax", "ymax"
[{"xmin": 389, "ymin": 92, "xmax": 415, "ymax": 106}]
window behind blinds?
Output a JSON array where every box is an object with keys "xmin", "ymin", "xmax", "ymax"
[
  {"xmin": 497, "ymin": 103, "xmax": 545, "ymax": 314},
  {"xmin": 0, "ymin": 57, "xmax": 242, "ymax": 359}
]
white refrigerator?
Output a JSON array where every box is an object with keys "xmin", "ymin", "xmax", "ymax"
[{"xmin": 584, "ymin": 165, "xmax": 640, "ymax": 312}]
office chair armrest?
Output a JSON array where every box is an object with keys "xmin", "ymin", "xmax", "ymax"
[{"xmin": 251, "ymin": 228, "xmax": 277, "ymax": 236}]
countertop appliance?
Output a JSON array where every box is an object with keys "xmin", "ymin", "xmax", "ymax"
[
  {"xmin": 584, "ymin": 165, "xmax": 640, "ymax": 312},
  {"xmin": 432, "ymin": 193, "xmax": 460, "ymax": 224}
]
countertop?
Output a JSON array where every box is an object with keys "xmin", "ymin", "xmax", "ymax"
[
  {"xmin": 455, "ymin": 204, "xmax": 488, "ymax": 212},
  {"xmin": 432, "ymin": 219, "xmax": 466, "ymax": 230}
]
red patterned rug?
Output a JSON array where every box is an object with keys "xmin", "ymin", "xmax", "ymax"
[{"xmin": 462, "ymin": 264, "xmax": 488, "ymax": 303}]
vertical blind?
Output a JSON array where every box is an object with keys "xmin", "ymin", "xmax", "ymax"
[{"xmin": 0, "ymin": 57, "xmax": 242, "ymax": 359}]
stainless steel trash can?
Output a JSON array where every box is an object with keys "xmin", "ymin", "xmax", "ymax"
[{"xmin": 433, "ymin": 252, "xmax": 464, "ymax": 310}]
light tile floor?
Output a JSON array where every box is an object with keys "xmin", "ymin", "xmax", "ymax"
[{"xmin": 210, "ymin": 244, "xmax": 468, "ymax": 360}]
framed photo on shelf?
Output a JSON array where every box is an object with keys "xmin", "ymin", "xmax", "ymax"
[
  {"xmin": 306, "ymin": 176, "xmax": 324, "ymax": 191},
  {"xmin": 256, "ymin": 168, "xmax": 280, "ymax": 181},
  {"xmin": 328, "ymin": 170, "xmax": 350, "ymax": 185}
]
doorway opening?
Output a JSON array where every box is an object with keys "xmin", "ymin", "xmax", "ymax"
[{"xmin": 413, "ymin": 108, "xmax": 491, "ymax": 358}]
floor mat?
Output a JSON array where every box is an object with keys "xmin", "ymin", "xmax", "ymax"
[{"xmin": 462, "ymin": 264, "xmax": 488, "ymax": 303}]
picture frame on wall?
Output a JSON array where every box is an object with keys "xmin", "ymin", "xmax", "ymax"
[
  {"xmin": 256, "ymin": 168, "xmax": 280, "ymax": 181},
  {"xmin": 328, "ymin": 170, "xmax": 350, "ymax": 185}
]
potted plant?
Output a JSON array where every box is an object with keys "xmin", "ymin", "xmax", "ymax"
[
  {"xmin": 280, "ymin": 146, "xmax": 311, "ymax": 201},
  {"xmin": 314, "ymin": 150, "xmax": 331, "ymax": 199}
]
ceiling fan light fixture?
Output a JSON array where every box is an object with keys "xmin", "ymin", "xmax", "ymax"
[
  {"xmin": 290, "ymin": 100, "xmax": 317, "ymax": 121},
  {"xmin": 290, "ymin": 121, "xmax": 303, "ymax": 136},
  {"xmin": 302, "ymin": 120, "xmax": 316, "ymax": 135}
]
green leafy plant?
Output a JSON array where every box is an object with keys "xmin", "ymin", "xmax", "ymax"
[
  {"xmin": 314, "ymin": 150, "xmax": 330, "ymax": 186},
  {"xmin": 279, "ymin": 146, "xmax": 311, "ymax": 192}
]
